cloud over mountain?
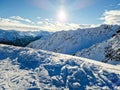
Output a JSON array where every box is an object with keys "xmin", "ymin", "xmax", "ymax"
[
  {"xmin": 10, "ymin": 16, "xmax": 32, "ymax": 23},
  {"xmin": 100, "ymin": 10, "xmax": 120, "ymax": 25},
  {"xmin": 0, "ymin": 16, "xmax": 98, "ymax": 32}
]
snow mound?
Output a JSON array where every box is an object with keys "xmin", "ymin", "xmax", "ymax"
[
  {"xmin": 0, "ymin": 44, "xmax": 120, "ymax": 90},
  {"xmin": 27, "ymin": 24, "xmax": 120, "ymax": 54}
]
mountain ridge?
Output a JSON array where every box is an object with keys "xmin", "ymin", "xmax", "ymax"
[
  {"xmin": 75, "ymin": 31, "xmax": 120, "ymax": 65},
  {"xmin": 0, "ymin": 29, "xmax": 51, "ymax": 46},
  {"xmin": 27, "ymin": 24, "xmax": 120, "ymax": 54}
]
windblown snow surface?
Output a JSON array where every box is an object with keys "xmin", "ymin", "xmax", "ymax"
[
  {"xmin": 0, "ymin": 44, "xmax": 120, "ymax": 90},
  {"xmin": 27, "ymin": 24, "xmax": 120, "ymax": 54}
]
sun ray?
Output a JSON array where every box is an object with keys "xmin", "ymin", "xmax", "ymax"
[{"xmin": 57, "ymin": 9, "xmax": 67, "ymax": 22}]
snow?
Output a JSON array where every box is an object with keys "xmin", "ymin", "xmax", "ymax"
[
  {"xmin": 0, "ymin": 44, "xmax": 120, "ymax": 90},
  {"xmin": 0, "ymin": 29, "xmax": 51, "ymax": 46},
  {"xmin": 27, "ymin": 24, "xmax": 120, "ymax": 54},
  {"xmin": 0, "ymin": 24, "xmax": 120, "ymax": 89},
  {"xmin": 75, "ymin": 32, "xmax": 120, "ymax": 65},
  {"xmin": 0, "ymin": 59, "xmax": 40, "ymax": 90}
]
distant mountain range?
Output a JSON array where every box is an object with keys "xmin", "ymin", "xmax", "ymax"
[
  {"xmin": 27, "ymin": 24, "xmax": 120, "ymax": 54},
  {"xmin": 0, "ymin": 29, "xmax": 51, "ymax": 46}
]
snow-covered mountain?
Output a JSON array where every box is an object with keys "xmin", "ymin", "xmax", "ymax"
[
  {"xmin": 27, "ymin": 24, "xmax": 120, "ymax": 54},
  {"xmin": 0, "ymin": 44, "xmax": 120, "ymax": 90},
  {"xmin": 0, "ymin": 29, "xmax": 51, "ymax": 46},
  {"xmin": 75, "ymin": 30, "xmax": 120, "ymax": 65}
]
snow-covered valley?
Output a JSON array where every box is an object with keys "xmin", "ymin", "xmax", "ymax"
[
  {"xmin": 0, "ymin": 24, "xmax": 120, "ymax": 90},
  {"xmin": 1, "ymin": 0, "xmax": 120, "ymax": 89}
]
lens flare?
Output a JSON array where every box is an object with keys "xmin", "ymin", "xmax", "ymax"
[{"xmin": 57, "ymin": 9, "xmax": 67, "ymax": 22}]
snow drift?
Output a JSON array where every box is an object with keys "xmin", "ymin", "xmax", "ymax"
[{"xmin": 0, "ymin": 44, "xmax": 120, "ymax": 90}]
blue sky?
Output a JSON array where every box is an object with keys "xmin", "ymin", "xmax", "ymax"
[{"xmin": 0, "ymin": 0, "xmax": 120, "ymax": 31}]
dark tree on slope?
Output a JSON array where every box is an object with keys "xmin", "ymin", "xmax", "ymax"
[
  {"xmin": 104, "ymin": 46, "xmax": 120, "ymax": 62},
  {"xmin": 104, "ymin": 33, "xmax": 120, "ymax": 62}
]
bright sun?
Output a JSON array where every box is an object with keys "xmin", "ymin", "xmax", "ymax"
[{"xmin": 57, "ymin": 9, "xmax": 67, "ymax": 22}]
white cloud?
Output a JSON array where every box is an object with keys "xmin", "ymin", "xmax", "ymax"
[
  {"xmin": 0, "ymin": 18, "xmax": 40, "ymax": 31},
  {"xmin": 37, "ymin": 17, "xmax": 41, "ymax": 19},
  {"xmin": 10, "ymin": 16, "xmax": 32, "ymax": 23},
  {"xmin": 100, "ymin": 10, "xmax": 120, "ymax": 25},
  {"xmin": 37, "ymin": 21, "xmax": 44, "ymax": 24},
  {"xmin": 0, "ymin": 16, "xmax": 99, "ymax": 32},
  {"xmin": 45, "ymin": 19, "xmax": 49, "ymax": 21}
]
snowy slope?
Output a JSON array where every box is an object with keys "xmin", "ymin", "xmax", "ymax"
[
  {"xmin": 27, "ymin": 24, "xmax": 120, "ymax": 54},
  {"xmin": 0, "ymin": 29, "xmax": 51, "ymax": 46},
  {"xmin": 75, "ymin": 32, "xmax": 120, "ymax": 65},
  {"xmin": 0, "ymin": 44, "xmax": 120, "ymax": 90}
]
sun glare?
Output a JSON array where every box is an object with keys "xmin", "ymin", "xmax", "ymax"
[{"xmin": 57, "ymin": 9, "xmax": 67, "ymax": 22}]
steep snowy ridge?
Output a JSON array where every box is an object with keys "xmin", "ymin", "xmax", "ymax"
[
  {"xmin": 0, "ymin": 29, "xmax": 51, "ymax": 46},
  {"xmin": 75, "ymin": 31, "xmax": 120, "ymax": 65},
  {"xmin": 27, "ymin": 24, "xmax": 120, "ymax": 54},
  {"xmin": 0, "ymin": 44, "xmax": 120, "ymax": 90}
]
